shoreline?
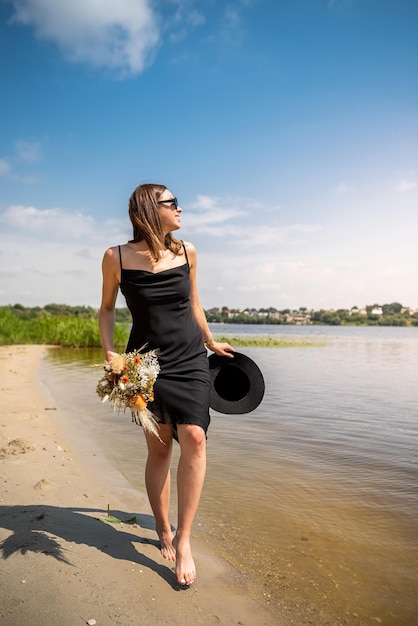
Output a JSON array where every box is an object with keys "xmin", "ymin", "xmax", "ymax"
[{"xmin": 0, "ymin": 345, "xmax": 282, "ymax": 626}]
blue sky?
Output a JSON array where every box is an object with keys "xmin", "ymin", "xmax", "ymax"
[{"xmin": 1, "ymin": 0, "xmax": 417, "ymax": 311}]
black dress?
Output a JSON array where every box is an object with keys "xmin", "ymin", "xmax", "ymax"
[{"xmin": 118, "ymin": 245, "xmax": 211, "ymax": 433}]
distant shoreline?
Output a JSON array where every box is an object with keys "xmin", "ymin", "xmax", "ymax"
[
  {"xmin": 208, "ymin": 320, "xmax": 418, "ymax": 327},
  {"xmin": 1, "ymin": 304, "xmax": 417, "ymax": 348}
]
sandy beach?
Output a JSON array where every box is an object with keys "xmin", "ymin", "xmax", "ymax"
[{"xmin": 0, "ymin": 345, "xmax": 282, "ymax": 626}]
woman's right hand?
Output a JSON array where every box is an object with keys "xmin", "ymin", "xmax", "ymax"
[{"xmin": 105, "ymin": 350, "xmax": 119, "ymax": 362}]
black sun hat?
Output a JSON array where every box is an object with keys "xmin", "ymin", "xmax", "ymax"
[{"xmin": 208, "ymin": 352, "xmax": 265, "ymax": 414}]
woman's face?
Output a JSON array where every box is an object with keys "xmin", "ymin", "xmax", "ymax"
[{"xmin": 157, "ymin": 188, "xmax": 182, "ymax": 234}]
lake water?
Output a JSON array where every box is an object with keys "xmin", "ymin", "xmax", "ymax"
[{"xmin": 40, "ymin": 325, "xmax": 418, "ymax": 626}]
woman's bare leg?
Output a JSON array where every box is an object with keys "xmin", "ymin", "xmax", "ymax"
[
  {"xmin": 174, "ymin": 424, "xmax": 207, "ymax": 585},
  {"xmin": 144, "ymin": 424, "xmax": 176, "ymax": 561}
]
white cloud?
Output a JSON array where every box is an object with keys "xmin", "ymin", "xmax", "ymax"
[
  {"xmin": 0, "ymin": 159, "xmax": 12, "ymax": 176},
  {"xmin": 335, "ymin": 182, "xmax": 351, "ymax": 194},
  {"xmin": 0, "ymin": 202, "xmax": 129, "ymax": 307},
  {"xmin": 0, "ymin": 237, "xmax": 105, "ymax": 306},
  {"xmin": 8, "ymin": 0, "xmax": 160, "ymax": 75},
  {"xmin": 182, "ymin": 194, "xmax": 249, "ymax": 234},
  {"xmin": 397, "ymin": 180, "xmax": 416, "ymax": 192},
  {"xmin": 170, "ymin": 0, "xmax": 205, "ymax": 34},
  {"xmin": 219, "ymin": 4, "xmax": 246, "ymax": 48},
  {"xmin": 328, "ymin": 0, "xmax": 353, "ymax": 8},
  {"xmin": 188, "ymin": 194, "xmax": 262, "ymax": 213},
  {"xmin": 15, "ymin": 139, "xmax": 42, "ymax": 162},
  {"xmin": 0, "ymin": 192, "xmax": 417, "ymax": 310},
  {"xmin": 0, "ymin": 141, "xmax": 42, "ymax": 181},
  {"xmin": 189, "ymin": 194, "xmax": 222, "ymax": 211},
  {"xmin": 1, "ymin": 205, "xmax": 95, "ymax": 238},
  {"xmin": 182, "ymin": 194, "xmax": 321, "ymax": 245},
  {"xmin": 0, "ymin": 203, "xmax": 131, "ymax": 249},
  {"xmin": 182, "ymin": 208, "xmax": 246, "ymax": 230}
]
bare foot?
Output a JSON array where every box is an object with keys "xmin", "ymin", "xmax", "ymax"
[
  {"xmin": 158, "ymin": 529, "xmax": 176, "ymax": 561},
  {"xmin": 173, "ymin": 534, "xmax": 196, "ymax": 586}
]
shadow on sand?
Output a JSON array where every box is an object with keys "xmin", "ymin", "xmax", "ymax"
[{"xmin": 0, "ymin": 504, "xmax": 181, "ymax": 590}]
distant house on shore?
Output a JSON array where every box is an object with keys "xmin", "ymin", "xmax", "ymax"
[{"xmin": 285, "ymin": 311, "xmax": 312, "ymax": 324}]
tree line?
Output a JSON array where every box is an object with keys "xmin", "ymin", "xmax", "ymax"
[{"xmin": 2, "ymin": 301, "xmax": 418, "ymax": 326}]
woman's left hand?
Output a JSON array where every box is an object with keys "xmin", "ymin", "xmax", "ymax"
[{"xmin": 207, "ymin": 341, "xmax": 235, "ymax": 358}]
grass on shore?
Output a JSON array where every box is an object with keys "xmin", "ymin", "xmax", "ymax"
[
  {"xmin": 213, "ymin": 335, "xmax": 326, "ymax": 348},
  {"xmin": 0, "ymin": 309, "xmax": 325, "ymax": 349},
  {"xmin": 0, "ymin": 309, "xmax": 128, "ymax": 348},
  {"xmin": 0, "ymin": 308, "xmax": 324, "ymax": 350}
]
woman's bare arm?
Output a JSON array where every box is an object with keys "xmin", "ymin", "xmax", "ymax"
[
  {"xmin": 98, "ymin": 247, "xmax": 121, "ymax": 361},
  {"xmin": 185, "ymin": 242, "xmax": 235, "ymax": 358}
]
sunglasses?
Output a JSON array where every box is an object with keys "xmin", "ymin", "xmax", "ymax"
[{"xmin": 157, "ymin": 197, "xmax": 178, "ymax": 209}]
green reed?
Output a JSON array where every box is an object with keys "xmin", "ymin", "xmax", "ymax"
[
  {"xmin": 0, "ymin": 308, "xmax": 128, "ymax": 348},
  {"xmin": 213, "ymin": 335, "xmax": 326, "ymax": 348},
  {"xmin": 0, "ymin": 307, "xmax": 324, "ymax": 349}
]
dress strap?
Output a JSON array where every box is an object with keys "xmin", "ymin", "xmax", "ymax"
[
  {"xmin": 118, "ymin": 245, "xmax": 123, "ymax": 270},
  {"xmin": 182, "ymin": 241, "xmax": 190, "ymax": 268}
]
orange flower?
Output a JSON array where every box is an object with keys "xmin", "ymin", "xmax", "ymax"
[
  {"xmin": 121, "ymin": 376, "xmax": 130, "ymax": 383},
  {"xmin": 134, "ymin": 394, "xmax": 147, "ymax": 409},
  {"xmin": 134, "ymin": 356, "xmax": 142, "ymax": 364}
]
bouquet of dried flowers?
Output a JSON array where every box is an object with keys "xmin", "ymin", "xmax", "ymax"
[{"xmin": 96, "ymin": 348, "xmax": 161, "ymax": 438}]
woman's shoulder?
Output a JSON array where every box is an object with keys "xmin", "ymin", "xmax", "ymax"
[
  {"xmin": 182, "ymin": 240, "xmax": 197, "ymax": 255},
  {"xmin": 102, "ymin": 244, "xmax": 124, "ymax": 265},
  {"xmin": 181, "ymin": 240, "xmax": 197, "ymax": 269},
  {"xmin": 103, "ymin": 245, "xmax": 119, "ymax": 257}
]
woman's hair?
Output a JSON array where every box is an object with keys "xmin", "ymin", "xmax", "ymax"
[{"xmin": 128, "ymin": 183, "xmax": 182, "ymax": 260}]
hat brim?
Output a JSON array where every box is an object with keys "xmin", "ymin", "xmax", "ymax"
[{"xmin": 208, "ymin": 352, "xmax": 265, "ymax": 415}]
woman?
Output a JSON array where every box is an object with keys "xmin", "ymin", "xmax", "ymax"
[{"xmin": 99, "ymin": 183, "xmax": 234, "ymax": 586}]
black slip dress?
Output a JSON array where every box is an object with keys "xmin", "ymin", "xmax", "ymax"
[{"xmin": 118, "ymin": 244, "xmax": 211, "ymax": 433}]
